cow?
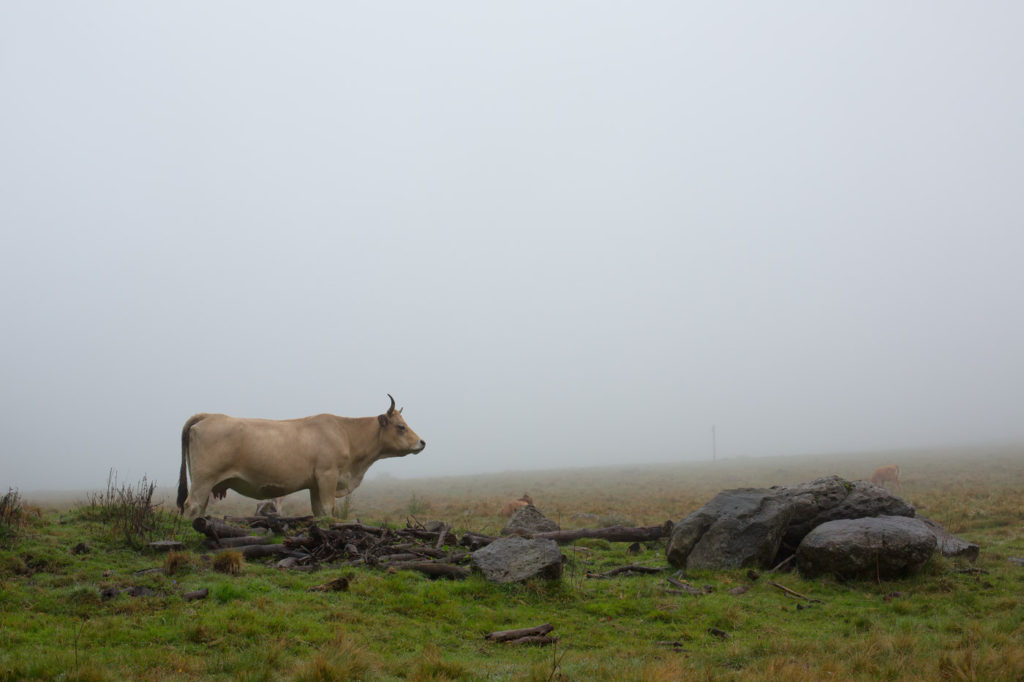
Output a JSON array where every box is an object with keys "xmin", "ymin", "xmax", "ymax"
[
  {"xmin": 870, "ymin": 464, "xmax": 902, "ymax": 491},
  {"xmin": 177, "ymin": 394, "xmax": 426, "ymax": 519},
  {"xmin": 501, "ymin": 493, "xmax": 534, "ymax": 516}
]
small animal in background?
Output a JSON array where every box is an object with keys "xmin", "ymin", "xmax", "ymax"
[
  {"xmin": 501, "ymin": 493, "xmax": 534, "ymax": 516},
  {"xmin": 870, "ymin": 465, "xmax": 902, "ymax": 491}
]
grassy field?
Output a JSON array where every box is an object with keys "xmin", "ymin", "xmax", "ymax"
[{"xmin": 2, "ymin": 445, "xmax": 1023, "ymax": 680}]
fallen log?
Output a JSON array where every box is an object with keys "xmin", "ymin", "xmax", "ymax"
[
  {"xmin": 193, "ymin": 517, "xmax": 267, "ymax": 540},
  {"xmin": 586, "ymin": 564, "xmax": 666, "ymax": 579},
  {"xmin": 485, "ymin": 623, "xmax": 555, "ymax": 642},
  {"xmin": 213, "ymin": 535, "xmax": 279, "ymax": 549},
  {"xmin": 329, "ymin": 522, "xmax": 389, "ymax": 535},
  {"xmin": 530, "ymin": 522, "xmax": 673, "ymax": 544},
  {"xmin": 459, "ymin": 532, "xmax": 496, "ymax": 550},
  {"xmin": 221, "ymin": 544, "xmax": 297, "ymax": 559},
  {"xmin": 183, "ymin": 588, "xmax": 208, "ymax": 601},
  {"xmin": 505, "ymin": 635, "xmax": 558, "ymax": 646}
]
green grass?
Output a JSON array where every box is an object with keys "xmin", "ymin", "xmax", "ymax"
[{"xmin": 3, "ymin": 446, "xmax": 1024, "ymax": 680}]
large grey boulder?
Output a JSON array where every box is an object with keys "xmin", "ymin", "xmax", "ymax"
[
  {"xmin": 471, "ymin": 536, "xmax": 564, "ymax": 583},
  {"xmin": 917, "ymin": 517, "xmax": 980, "ymax": 561},
  {"xmin": 501, "ymin": 504, "xmax": 560, "ymax": 536},
  {"xmin": 666, "ymin": 476, "xmax": 915, "ymax": 571},
  {"xmin": 796, "ymin": 516, "xmax": 938, "ymax": 579}
]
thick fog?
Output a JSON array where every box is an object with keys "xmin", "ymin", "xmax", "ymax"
[{"xmin": 3, "ymin": 3, "xmax": 1023, "ymax": 492}]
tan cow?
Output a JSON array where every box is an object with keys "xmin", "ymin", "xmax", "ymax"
[
  {"xmin": 177, "ymin": 395, "xmax": 426, "ymax": 519},
  {"xmin": 501, "ymin": 493, "xmax": 534, "ymax": 516},
  {"xmin": 870, "ymin": 464, "xmax": 902, "ymax": 491}
]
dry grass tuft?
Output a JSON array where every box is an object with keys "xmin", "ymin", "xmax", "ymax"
[
  {"xmin": 163, "ymin": 551, "xmax": 191, "ymax": 575},
  {"xmin": 212, "ymin": 550, "xmax": 244, "ymax": 575}
]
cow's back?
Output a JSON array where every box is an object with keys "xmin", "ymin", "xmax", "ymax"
[{"xmin": 189, "ymin": 414, "xmax": 341, "ymax": 480}]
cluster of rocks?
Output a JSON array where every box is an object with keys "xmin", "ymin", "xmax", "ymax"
[
  {"xmin": 665, "ymin": 475, "xmax": 978, "ymax": 580},
  {"xmin": 199, "ymin": 476, "xmax": 979, "ymax": 585}
]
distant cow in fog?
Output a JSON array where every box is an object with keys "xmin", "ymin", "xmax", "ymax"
[
  {"xmin": 501, "ymin": 493, "xmax": 534, "ymax": 516},
  {"xmin": 870, "ymin": 465, "xmax": 902, "ymax": 491}
]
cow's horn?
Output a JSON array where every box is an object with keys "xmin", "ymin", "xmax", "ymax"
[{"xmin": 386, "ymin": 394, "xmax": 396, "ymax": 415}]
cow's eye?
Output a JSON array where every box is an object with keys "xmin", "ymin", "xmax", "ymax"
[{"xmin": 397, "ymin": 425, "xmax": 406, "ymax": 433}]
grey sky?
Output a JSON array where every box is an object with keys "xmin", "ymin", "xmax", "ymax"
[{"xmin": 2, "ymin": 3, "xmax": 1023, "ymax": 491}]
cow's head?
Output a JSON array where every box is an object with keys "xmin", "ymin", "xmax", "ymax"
[{"xmin": 377, "ymin": 394, "xmax": 427, "ymax": 457}]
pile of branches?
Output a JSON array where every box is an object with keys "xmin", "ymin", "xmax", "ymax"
[{"xmin": 193, "ymin": 516, "xmax": 474, "ymax": 579}]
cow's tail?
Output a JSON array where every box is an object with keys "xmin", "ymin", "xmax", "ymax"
[{"xmin": 178, "ymin": 414, "xmax": 207, "ymax": 513}]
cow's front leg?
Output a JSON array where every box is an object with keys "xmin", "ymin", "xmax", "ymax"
[{"xmin": 310, "ymin": 471, "xmax": 337, "ymax": 517}]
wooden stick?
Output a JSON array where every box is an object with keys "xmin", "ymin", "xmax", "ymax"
[
  {"xmin": 504, "ymin": 635, "xmax": 558, "ymax": 646},
  {"xmin": 193, "ymin": 517, "xmax": 261, "ymax": 539},
  {"xmin": 485, "ymin": 623, "xmax": 555, "ymax": 642},
  {"xmin": 213, "ymin": 535, "xmax": 278, "ymax": 548},
  {"xmin": 222, "ymin": 544, "xmax": 296, "ymax": 559},
  {"xmin": 585, "ymin": 565, "xmax": 666, "ymax": 579},
  {"xmin": 435, "ymin": 524, "xmax": 450, "ymax": 550},
  {"xmin": 768, "ymin": 555, "xmax": 795, "ymax": 573},
  {"xmin": 530, "ymin": 522, "xmax": 673, "ymax": 544},
  {"xmin": 665, "ymin": 577, "xmax": 705, "ymax": 595},
  {"xmin": 767, "ymin": 580, "xmax": 823, "ymax": 603}
]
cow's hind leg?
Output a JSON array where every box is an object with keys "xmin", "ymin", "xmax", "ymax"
[{"xmin": 183, "ymin": 482, "xmax": 214, "ymax": 519}]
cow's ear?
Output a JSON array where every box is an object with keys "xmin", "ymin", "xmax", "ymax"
[{"xmin": 378, "ymin": 414, "xmax": 389, "ymax": 427}]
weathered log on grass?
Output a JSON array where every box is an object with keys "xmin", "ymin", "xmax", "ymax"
[
  {"xmin": 485, "ymin": 623, "xmax": 555, "ymax": 642},
  {"xmin": 213, "ymin": 535, "xmax": 279, "ymax": 548},
  {"xmin": 459, "ymin": 532, "xmax": 497, "ymax": 550},
  {"xmin": 183, "ymin": 588, "xmax": 208, "ymax": 601},
  {"xmin": 329, "ymin": 522, "xmax": 389, "ymax": 535},
  {"xmin": 224, "ymin": 515, "xmax": 316, "ymax": 533},
  {"xmin": 530, "ymin": 521, "xmax": 673, "ymax": 544},
  {"xmin": 193, "ymin": 517, "xmax": 268, "ymax": 540},
  {"xmin": 220, "ymin": 544, "xmax": 297, "ymax": 559},
  {"xmin": 585, "ymin": 564, "xmax": 666, "ymax": 579},
  {"xmin": 506, "ymin": 635, "xmax": 558, "ymax": 646},
  {"xmin": 149, "ymin": 540, "xmax": 184, "ymax": 552}
]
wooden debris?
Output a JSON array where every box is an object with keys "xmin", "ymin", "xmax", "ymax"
[
  {"xmin": 666, "ymin": 576, "xmax": 709, "ymax": 595},
  {"xmin": 530, "ymin": 521, "xmax": 674, "ymax": 544},
  {"xmin": 183, "ymin": 588, "xmax": 208, "ymax": 601},
  {"xmin": 586, "ymin": 564, "xmax": 666, "ymax": 579},
  {"xmin": 729, "ymin": 584, "xmax": 750, "ymax": 595},
  {"xmin": 222, "ymin": 544, "xmax": 295, "ymax": 559},
  {"xmin": 708, "ymin": 627, "xmax": 730, "ymax": 640},
  {"xmin": 213, "ymin": 535, "xmax": 278, "ymax": 549},
  {"xmin": 459, "ymin": 532, "xmax": 497, "ymax": 550},
  {"xmin": 193, "ymin": 517, "xmax": 268, "ymax": 540},
  {"xmin": 768, "ymin": 580, "xmax": 823, "ymax": 603},
  {"xmin": 505, "ymin": 635, "xmax": 558, "ymax": 646},
  {"xmin": 148, "ymin": 540, "xmax": 183, "ymax": 552},
  {"xmin": 485, "ymin": 623, "xmax": 555, "ymax": 642}
]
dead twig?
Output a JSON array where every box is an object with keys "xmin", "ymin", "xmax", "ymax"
[
  {"xmin": 585, "ymin": 564, "xmax": 665, "ymax": 579},
  {"xmin": 769, "ymin": 555, "xmax": 796, "ymax": 573},
  {"xmin": 767, "ymin": 580, "xmax": 823, "ymax": 603}
]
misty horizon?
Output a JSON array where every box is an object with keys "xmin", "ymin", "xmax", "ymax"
[{"xmin": 3, "ymin": 4, "xmax": 1023, "ymax": 493}]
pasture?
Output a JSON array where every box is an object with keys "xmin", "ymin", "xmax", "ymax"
[{"xmin": 2, "ymin": 446, "xmax": 1023, "ymax": 680}]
